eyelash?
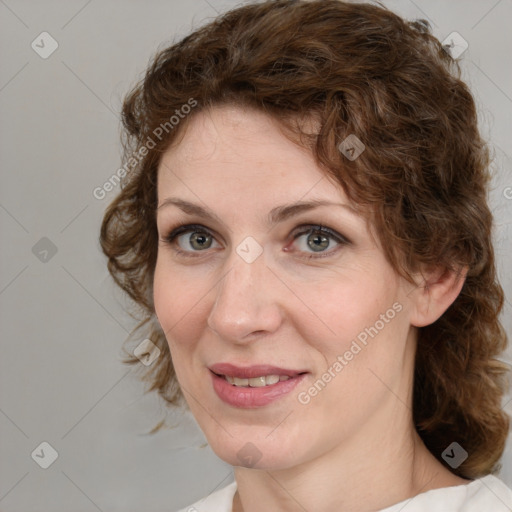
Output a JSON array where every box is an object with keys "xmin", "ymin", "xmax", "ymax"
[{"xmin": 161, "ymin": 223, "xmax": 350, "ymax": 259}]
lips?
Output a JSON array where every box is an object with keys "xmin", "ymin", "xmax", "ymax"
[{"xmin": 209, "ymin": 363, "xmax": 308, "ymax": 408}]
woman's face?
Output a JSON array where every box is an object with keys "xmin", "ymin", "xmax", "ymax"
[{"xmin": 154, "ymin": 105, "xmax": 418, "ymax": 470}]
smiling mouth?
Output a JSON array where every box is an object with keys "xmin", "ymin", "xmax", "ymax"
[
  {"xmin": 215, "ymin": 373, "xmax": 293, "ymax": 387},
  {"xmin": 209, "ymin": 366, "xmax": 309, "ymax": 407},
  {"xmin": 210, "ymin": 370, "xmax": 309, "ymax": 388}
]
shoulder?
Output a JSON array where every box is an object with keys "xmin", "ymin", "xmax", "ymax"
[
  {"xmin": 380, "ymin": 475, "xmax": 512, "ymax": 512},
  {"xmin": 175, "ymin": 481, "xmax": 237, "ymax": 512},
  {"xmin": 459, "ymin": 475, "xmax": 512, "ymax": 511}
]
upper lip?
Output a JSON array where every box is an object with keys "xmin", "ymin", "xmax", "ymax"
[{"xmin": 209, "ymin": 363, "xmax": 308, "ymax": 379}]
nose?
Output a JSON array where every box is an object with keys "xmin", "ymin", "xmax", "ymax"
[{"xmin": 207, "ymin": 250, "xmax": 283, "ymax": 343}]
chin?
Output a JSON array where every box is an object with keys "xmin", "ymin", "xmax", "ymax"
[{"xmin": 206, "ymin": 427, "xmax": 304, "ymax": 471}]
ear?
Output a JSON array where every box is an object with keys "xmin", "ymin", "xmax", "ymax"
[{"xmin": 409, "ymin": 265, "xmax": 467, "ymax": 328}]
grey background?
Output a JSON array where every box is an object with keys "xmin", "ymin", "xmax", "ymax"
[{"xmin": 0, "ymin": 0, "xmax": 511, "ymax": 511}]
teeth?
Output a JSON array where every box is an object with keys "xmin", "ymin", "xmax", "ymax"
[
  {"xmin": 225, "ymin": 374, "xmax": 286, "ymax": 387},
  {"xmin": 266, "ymin": 375, "xmax": 281, "ymax": 385},
  {"xmin": 248, "ymin": 376, "xmax": 267, "ymax": 387}
]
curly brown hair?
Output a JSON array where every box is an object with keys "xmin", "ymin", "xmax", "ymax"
[{"xmin": 100, "ymin": 0, "xmax": 510, "ymax": 478}]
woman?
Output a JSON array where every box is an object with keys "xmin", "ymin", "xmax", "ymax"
[{"xmin": 100, "ymin": 1, "xmax": 512, "ymax": 510}]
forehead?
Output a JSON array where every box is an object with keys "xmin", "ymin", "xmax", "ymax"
[{"xmin": 157, "ymin": 105, "xmax": 345, "ymax": 203}]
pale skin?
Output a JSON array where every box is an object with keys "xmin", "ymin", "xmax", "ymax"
[{"xmin": 153, "ymin": 105, "xmax": 470, "ymax": 511}]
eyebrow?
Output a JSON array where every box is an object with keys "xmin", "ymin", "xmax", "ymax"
[{"xmin": 157, "ymin": 197, "xmax": 357, "ymax": 226}]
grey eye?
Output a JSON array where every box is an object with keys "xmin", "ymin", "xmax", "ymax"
[
  {"xmin": 178, "ymin": 231, "xmax": 214, "ymax": 250},
  {"xmin": 307, "ymin": 233, "xmax": 330, "ymax": 252}
]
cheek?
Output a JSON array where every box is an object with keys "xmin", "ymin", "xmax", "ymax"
[
  {"xmin": 293, "ymin": 266, "xmax": 409, "ymax": 411},
  {"xmin": 299, "ymin": 274, "xmax": 409, "ymax": 402},
  {"xmin": 153, "ymin": 260, "xmax": 210, "ymax": 353},
  {"xmin": 294, "ymin": 298, "xmax": 409, "ymax": 437},
  {"xmin": 298, "ymin": 265, "xmax": 403, "ymax": 354}
]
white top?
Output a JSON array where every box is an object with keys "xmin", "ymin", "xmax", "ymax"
[{"xmin": 176, "ymin": 475, "xmax": 512, "ymax": 511}]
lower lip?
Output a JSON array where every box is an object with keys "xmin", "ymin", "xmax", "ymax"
[{"xmin": 211, "ymin": 372, "xmax": 306, "ymax": 408}]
